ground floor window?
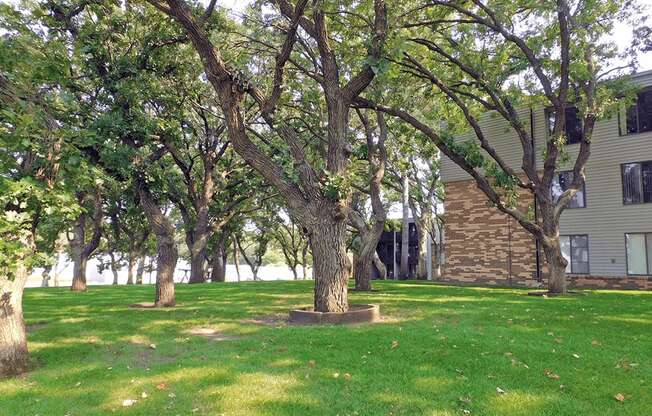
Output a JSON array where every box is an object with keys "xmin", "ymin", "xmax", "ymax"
[
  {"xmin": 625, "ymin": 233, "xmax": 652, "ymax": 275},
  {"xmin": 560, "ymin": 235, "xmax": 589, "ymax": 274}
]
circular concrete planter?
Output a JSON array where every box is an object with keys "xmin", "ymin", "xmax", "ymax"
[{"xmin": 288, "ymin": 304, "xmax": 380, "ymax": 325}]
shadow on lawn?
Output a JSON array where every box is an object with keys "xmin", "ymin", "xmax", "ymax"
[{"xmin": 3, "ymin": 281, "xmax": 650, "ymax": 415}]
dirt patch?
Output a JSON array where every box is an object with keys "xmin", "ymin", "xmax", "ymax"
[
  {"xmin": 186, "ymin": 327, "xmax": 241, "ymax": 342},
  {"xmin": 26, "ymin": 323, "xmax": 47, "ymax": 333},
  {"xmin": 243, "ymin": 313, "xmax": 288, "ymax": 326}
]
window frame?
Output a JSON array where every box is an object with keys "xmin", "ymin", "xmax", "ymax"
[
  {"xmin": 552, "ymin": 170, "xmax": 587, "ymax": 209},
  {"xmin": 624, "ymin": 232, "xmax": 652, "ymax": 276},
  {"xmin": 545, "ymin": 106, "xmax": 584, "ymax": 146},
  {"xmin": 560, "ymin": 234, "xmax": 590, "ymax": 275},
  {"xmin": 618, "ymin": 88, "xmax": 652, "ymax": 136},
  {"xmin": 621, "ymin": 161, "xmax": 652, "ymax": 205}
]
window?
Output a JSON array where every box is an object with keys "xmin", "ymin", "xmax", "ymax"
[
  {"xmin": 621, "ymin": 161, "xmax": 652, "ymax": 204},
  {"xmin": 551, "ymin": 170, "xmax": 586, "ymax": 208},
  {"xmin": 620, "ymin": 89, "xmax": 652, "ymax": 135},
  {"xmin": 547, "ymin": 106, "xmax": 584, "ymax": 144},
  {"xmin": 560, "ymin": 235, "xmax": 589, "ymax": 274},
  {"xmin": 625, "ymin": 233, "xmax": 652, "ymax": 275}
]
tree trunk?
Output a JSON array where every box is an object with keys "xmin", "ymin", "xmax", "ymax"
[
  {"xmin": 233, "ymin": 237, "xmax": 241, "ymax": 282},
  {"xmin": 0, "ymin": 263, "xmax": 29, "ymax": 378},
  {"xmin": 542, "ymin": 238, "xmax": 568, "ymax": 294},
  {"xmin": 400, "ymin": 174, "xmax": 410, "ymax": 279},
  {"xmin": 135, "ymin": 256, "xmax": 145, "ymax": 284},
  {"xmin": 109, "ymin": 252, "xmax": 119, "ymax": 285},
  {"xmin": 154, "ymin": 234, "xmax": 177, "ymax": 307},
  {"xmin": 137, "ymin": 178, "xmax": 177, "ymax": 307},
  {"xmin": 71, "ymin": 255, "xmax": 88, "ymax": 292},
  {"xmin": 211, "ymin": 236, "xmax": 227, "ymax": 282},
  {"xmin": 372, "ymin": 252, "xmax": 387, "ymax": 280},
  {"xmin": 309, "ymin": 217, "xmax": 350, "ymax": 312},
  {"xmin": 188, "ymin": 242, "xmax": 206, "ymax": 284},
  {"xmin": 291, "ymin": 266, "xmax": 298, "ymax": 280},
  {"xmin": 414, "ymin": 218, "xmax": 428, "ymax": 280},
  {"xmin": 126, "ymin": 254, "xmax": 136, "ymax": 285},
  {"xmin": 353, "ymin": 225, "xmax": 383, "ymax": 291},
  {"xmin": 40, "ymin": 265, "xmax": 52, "ymax": 288}
]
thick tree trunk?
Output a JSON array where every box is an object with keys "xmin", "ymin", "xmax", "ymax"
[
  {"xmin": 0, "ymin": 264, "xmax": 29, "ymax": 378},
  {"xmin": 71, "ymin": 255, "xmax": 88, "ymax": 292},
  {"xmin": 400, "ymin": 174, "xmax": 410, "ymax": 279},
  {"xmin": 188, "ymin": 242, "xmax": 206, "ymax": 284},
  {"xmin": 154, "ymin": 235, "xmax": 177, "ymax": 307},
  {"xmin": 309, "ymin": 217, "xmax": 350, "ymax": 312},
  {"xmin": 353, "ymin": 226, "xmax": 383, "ymax": 291},
  {"xmin": 210, "ymin": 235, "xmax": 227, "ymax": 282},
  {"xmin": 542, "ymin": 238, "xmax": 568, "ymax": 294},
  {"xmin": 135, "ymin": 256, "xmax": 145, "ymax": 284},
  {"xmin": 137, "ymin": 178, "xmax": 177, "ymax": 307}
]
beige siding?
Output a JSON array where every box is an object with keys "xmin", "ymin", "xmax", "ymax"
[{"xmin": 441, "ymin": 70, "xmax": 652, "ymax": 278}]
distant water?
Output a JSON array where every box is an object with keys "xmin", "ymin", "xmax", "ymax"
[{"xmin": 26, "ymin": 255, "xmax": 312, "ymax": 288}]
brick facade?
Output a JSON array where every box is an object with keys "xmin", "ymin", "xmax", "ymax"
[{"xmin": 442, "ymin": 179, "xmax": 650, "ymax": 291}]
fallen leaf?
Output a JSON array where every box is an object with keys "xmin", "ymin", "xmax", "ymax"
[
  {"xmin": 141, "ymin": 392, "xmax": 148, "ymax": 399},
  {"xmin": 307, "ymin": 360, "xmax": 316, "ymax": 368},
  {"xmin": 122, "ymin": 399, "xmax": 137, "ymax": 407},
  {"xmin": 168, "ymin": 392, "xmax": 176, "ymax": 399},
  {"xmin": 332, "ymin": 372, "xmax": 340, "ymax": 379},
  {"xmin": 572, "ymin": 353, "xmax": 580, "ymax": 359},
  {"xmin": 391, "ymin": 340, "xmax": 399, "ymax": 349},
  {"xmin": 343, "ymin": 373, "xmax": 352, "ymax": 381},
  {"xmin": 591, "ymin": 340, "xmax": 601, "ymax": 346},
  {"xmin": 496, "ymin": 387, "xmax": 506, "ymax": 395},
  {"xmin": 155, "ymin": 383, "xmax": 168, "ymax": 390},
  {"xmin": 149, "ymin": 344, "xmax": 157, "ymax": 350},
  {"xmin": 544, "ymin": 369, "xmax": 560, "ymax": 380},
  {"xmin": 614, "ymin": 393, "xmax": 625, "ymax": 402}
]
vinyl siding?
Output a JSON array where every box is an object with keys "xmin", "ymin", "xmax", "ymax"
[{"xmin": 441, "ymin": 70, "xmax": 652, "ymax": 278}]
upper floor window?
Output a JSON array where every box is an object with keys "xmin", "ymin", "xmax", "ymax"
[
  {"xmin": 621, "ymin": 89, "xmax": 652, "ymax": 135},
  {"xmin": 622, "ymin": 161, "xmax": 652, "ymax": 204},
  {"xmin": 551, "ymin": 170, "xmax": 586, "ymax": 208},
  {"xmin": 547, "ymin": 106, "xmax": 584, "ymax": 145},
  {"xmin": 560, "ymin": 235, "xmax": 589, "ymax": 274},
  {"xmin": 625, "ymin": 233, "xmax": 652, "ymax": 275}
]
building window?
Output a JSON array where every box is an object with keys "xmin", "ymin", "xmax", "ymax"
[
  {"xmin": 625, "ymin": 233, "xmax": 652, "ymax": 275},
  {"xmin": 621, "ymin": 161, "xmax": 652, "ymax": 204},
  {"xmin": 547, "ymin": 106, "xmax": 584, "ymax": 144},
  {"xmin": 560, "ymin": 235, "xmax": 589, "ymax": 274},
  {"xmin": 620, "ymin": 89, "xmax": 652, "ymax": 135},
  {"xmin": 551, "ymin": 170, "xmax": 586, "ymax": 208}
]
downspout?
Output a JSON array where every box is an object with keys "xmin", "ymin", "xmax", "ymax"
[{"xmin": 530, "ymin": 107, "xmax": 542, "ymax": 282}]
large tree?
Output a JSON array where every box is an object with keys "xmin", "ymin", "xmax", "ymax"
[
  {"xmin": 360, "ymin": 0, "xmax": 635, "ymax": 293},
  {"xmin": 143, "ymin": 0, "xmax": 387, "ymax": 311}
]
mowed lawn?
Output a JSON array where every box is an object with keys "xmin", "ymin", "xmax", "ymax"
[{"xmin": 1, "ymin": 281, "xmax": 650, "ymax": 416}]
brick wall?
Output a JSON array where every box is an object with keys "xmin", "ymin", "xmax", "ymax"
[
  {"xmin": 442, "ymin": 178, "xmax": 650, "ymax": 290},
  {"xmin": 442, "ymin": 179, "xmax": 539, "ymax": 285}
]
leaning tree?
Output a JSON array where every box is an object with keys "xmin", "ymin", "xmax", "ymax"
[{"xmin": 360, "ymin": 0, "xmax": 637, "ymax": 293}]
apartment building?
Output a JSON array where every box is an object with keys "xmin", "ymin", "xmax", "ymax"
[{"xmin": 440, "ymin": 70, "xmax": 652, "ymax": 290}]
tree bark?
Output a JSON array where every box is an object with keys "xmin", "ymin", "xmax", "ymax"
[
  {"xmin": 309, "ymin": 216, "xmax": 350, "ymax": 312},
  {"xmin": 413, "ymin": 217, "xmax": 429, "ymax": 280},
  {"xmin": 137, "ymin": 178, "xmax": 177, "ymax": 307},
  {"xmin": 40, "ymin": 265, "xmax": 52, "ymax": 288},
  {"xmin": 400, "ymin": 174, "xmax": 410, "ymax": 279},
  {"xmin": 372, "ymin": 252, "xmax": 387, "ymax": 280},
  {"xmin": 135, "ymin": 255, "xmax": 145, "ymax": 284},
  {"xmin": 70, "ymin": 192, "xmax": 102, "ymax": 292},
  {"xmin": 109, "ymin": 252, "xmax": 120, "ymax": 285},
  {"xmin": 210, "ymin": 233, "xmax": 228, "ymax": 282},
  {"xmin": 126, "ymin": 253, "xmax": 136, "ymax": 285},
  {"xmin": 0, "ymin": 262, "xmax": 29, "ymax": 378},
  {"xmin": 188, "ymin": 241, "xmax": 207, "ymax": 284},
  {"xmin": 233, "ymin": 237, "xmax": 241, "ymax": 282},
  {"xmin": 542, "ymin": 237, "xmax": 568, "ymax": 294}
]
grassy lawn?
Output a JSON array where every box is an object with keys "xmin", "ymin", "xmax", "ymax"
[{"xmin": 0, "ymin": 281, "xmax": 650, "ymax": 416}]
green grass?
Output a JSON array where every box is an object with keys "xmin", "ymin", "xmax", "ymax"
[{"xmin": 1, "ymin": 281, "xmax": 650, "ymax": 416}]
